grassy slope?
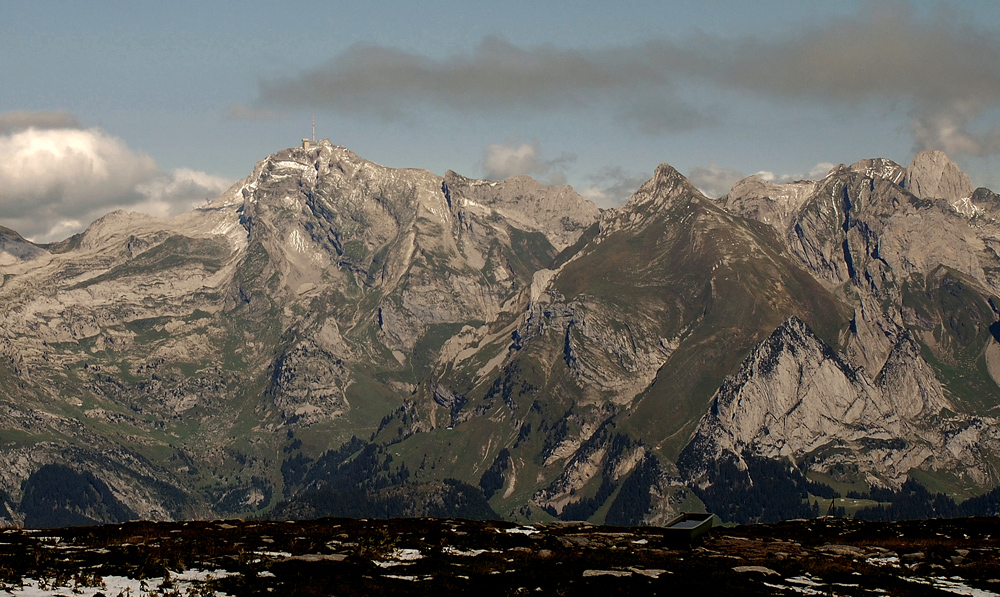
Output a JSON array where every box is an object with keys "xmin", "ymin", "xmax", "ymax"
[
  {"xmin": 902, "ymin": 267, "xmax": 1000, "ymax": 414},
  {"xmin": 555, "ymin": 196, "xmax": 851, "ymax": 462}
]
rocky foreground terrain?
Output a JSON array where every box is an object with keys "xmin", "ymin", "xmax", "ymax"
[
  {"xmin": 1, "ymin": 516, "xmax": 999, "ymax": 596},
  {"xmin": 3, "ymin": 141, "xmax": 1000, "ymax": 527}
]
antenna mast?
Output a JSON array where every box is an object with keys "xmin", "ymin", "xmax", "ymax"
[{"xmin": 312, "ymin": 114, "xmax": 315, "ymax": 144}]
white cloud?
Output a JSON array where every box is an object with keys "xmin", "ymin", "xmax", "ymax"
[
  {"xmin": 686, "ymin": 161, "xmax": 839, "ymax": 198},
  {"xmin": 688, "ymin": 163, "xmax": 746, "ymax": 198},
  {"xmin": 806, "ymin": 162, "xmax": 836, "ymax": 179},
  {"xmin": 481, "ymin": 140, "xmax": 574, "ymax": 186},
  {"xmin": 0, "ymin": 122, "xmax": 232, "ymax": 242},
  {"xmin": 135, "ymin": 168, "xmax": 233, "ymax": 217}
]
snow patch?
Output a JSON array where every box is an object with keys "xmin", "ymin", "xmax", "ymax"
[
  {"xmin": 952, "ymin": 197, "xmax": 984, "ymax": 218},
  {"xmin": 288, "ymin": 229, "xmax": 306, "ymax": 253}
]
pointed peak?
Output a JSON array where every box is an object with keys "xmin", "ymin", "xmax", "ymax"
[
  {"xmin": 443, "ymin": 169, "xmax": 475, "ymax": 187},
  {"xmin": 758, "ymin": 316, "xmax": 831, "ymax": 354},
  {"xmin": 847, "ymin": 158, "xmax": 906, "ymax": 184},
  {"xmin": 768, "ymin": 316, "xmax": 818, "ymax": 343},
  {"xmin": 650, "ymin": 162, "xmax": 695, "ymax": 189},
  {"xmin": 779, "ymin": 314, "xmax": 809, "ymax": 330},
  {"xmin": 911, "ymin": 149, "xmax": 952, "ymax": 165},
  {"xmin": 593, "ymin": 163, "xmax": 704, "ymax": 237},
  {"xmin": 625, "ymin": 163, "xmax": 703, "ymax": 208},
  {"xmin": 652, "ymin": 162, "xmax": 684, "ymax": 179},
  {"xmin": 903, "ymin": 150, "xmax": 974, "ymax": 202},
  {"xmin": 0, "ymin": 225, "xmax": 48, "ymax": 263}
]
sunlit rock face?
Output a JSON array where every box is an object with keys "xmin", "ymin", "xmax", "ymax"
[{"xmin": 2, "ymin": 143, "xmax": 1000, "ymax": 527}]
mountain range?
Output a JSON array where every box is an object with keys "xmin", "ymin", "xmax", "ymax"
[{"xmin": 2, "ymin": 141, "xmax": 1000, "ymax": 527}]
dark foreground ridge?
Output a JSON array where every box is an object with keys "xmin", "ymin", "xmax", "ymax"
[{"xmin": 1, "ymin": 516, "xmax": 999, "ymax": 595}]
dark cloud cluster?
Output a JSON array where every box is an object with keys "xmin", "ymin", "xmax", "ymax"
[
  {"xmin": 714, "ymin": 6, "xmax": 1000, "ymax": 156},
  {"xmin": 250, "ymin": 6, "xmax": 1000, "ymax": 157},
  {"xmin": 254, "ymin": 36, "xmax": 704, "ymax": 132},
  {"xmin": 0, "ymin": 110, "xmax": 82, "ymax": 135}
]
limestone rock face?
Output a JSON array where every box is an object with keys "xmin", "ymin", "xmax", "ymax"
[
  {"xmin": 904, "ymin": 150, "xmax": 975, "ymax": 202},
  {"xmin": 677, "ymin": 318, "xmax": 1000, "ymax": 489},
  {"xmin": 703, "ymin": 150, "xmax": 1000, "ymax": 498},
  {"xmin": 719, "ymin": 150, "xmax": 1000, "ymax": 377},
  {"xmin": 721, "ymin": 153, "xmax": 999, "ymax": 293},
  {"xmin": 849, "ymin": 158, "xmax": 907, "ymax": 185},
  {"xmin": 0, "ymin": 140, "xmax": 605, "ymax": 524},
  {"xmin": 723, "ymin": 176, "xmax": 818, "ymax": 232},
  {"xmin": 442, "ymin": 171, "xmax": 600, "ymax": 252}
]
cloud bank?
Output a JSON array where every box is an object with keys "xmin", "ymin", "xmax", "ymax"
[
  {"xmin": 689, "ymin": 161, "xmax": 836, "ymax": 198},
  {"xmin": 0, "ymin": 114, "xmax": 232, "ymax": 242},
  {"xmin": 688, "ymin": 163, "xmax": 746, "ymax": 199},
  {"xmin": 257, "ymin": 36, "xmax": 705, "ymax": 132},
  {"xmin": 255, "ymin": 6, "xmax": 1000, "ymax": 155},
  {"xmin": 481, "ymin": 140, "xmax": 575, "ymax": 186},
  {"xmin": 0, "ymin": 110, "xmax": 83, "ymax": 135},
  {"xmin": 479, "ymin": 140, "xmax": 643, "ymax": 206}
]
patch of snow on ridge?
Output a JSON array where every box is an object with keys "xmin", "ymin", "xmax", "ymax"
[
  {"xmin": 952, "ymin": 197, "xmax": 984, "ymax": 218},
  {"xmin": 272, "ymin": 160, "xmax": 308, "ymax": 171},
  {"xmin": 906, "ymin": 576, "xmax": 999, "ymax": 596},
  {"xmin": 288, "ymin": 229, "xmax": 306, "ymax": 253},
  {"xmin": 2, "ymin": 569, "xmax": 238, "ymax": 597}
]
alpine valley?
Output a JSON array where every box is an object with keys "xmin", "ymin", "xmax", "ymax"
[{"xmin": 3, "ymin": 142, "xmax": 1000, "ymax": 528}]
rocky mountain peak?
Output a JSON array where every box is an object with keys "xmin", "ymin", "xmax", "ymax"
[
  {"xmin": 620, "ymin": 163, "xmax": 703, "ymax": 212},
  {"xmin": 903, "ymin": 150, "xmax": 974, "ymax": 202},
  {"xmin": 648, "ymin": 162, "xmax": 699, "ymax": 195},
  {"xmin": 721, "ymin": 175, "xmax": 819, "ymax": 231},
  {"xmin": 442, "ymin": 170, "xmax": 600, "ymax": 252},
  {"xmin": 592, "ymin": 163, "xmax": 705, "ymax": 240},
  {"xmin": 0, "ymin": 226, "xmax": 47, "ymax": 266},
  {"xmin": 848, "ymin": 158, "xmax": 906, "ymax": 184}
]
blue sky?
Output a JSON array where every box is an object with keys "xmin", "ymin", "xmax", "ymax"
[{"xmin": 3, "ymin": 1, "xmax": 1000, "ymax": 240}]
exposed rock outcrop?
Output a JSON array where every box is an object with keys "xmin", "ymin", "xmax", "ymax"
[
  {"xmin": 904, "ymin": 150, "xmax": 975, "ymax": 202},
  {"xmin": 680, "ymin": 313, "xmax": 1000, "ymax": 492},
  {"xmin": 0, "ymin": 226, "xmax": 46, "ymax": 266}
]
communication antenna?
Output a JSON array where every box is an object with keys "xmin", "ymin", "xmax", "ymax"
[{"xmin": 312, "ymin": 114, "xmax": 315, "ymax": 144}]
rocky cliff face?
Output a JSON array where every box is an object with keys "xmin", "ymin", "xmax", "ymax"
[
  {"xmin": 679, "ymin": 318, "xmax": 1000, "ymax": 490},
  {"xmin": 0, "ymin": 140, "xmax": 602, "ymax": 525},
  {"xmin": 2, "ymin": 142, "xmax": 1000, "ymax": 527},
  {"xmin": 904, "ymin": 150, "xmax": 975, "ymax": 203},
  {"xmin": 687, "ymin": 149, "xmax": 1000, "ymax": 507}
]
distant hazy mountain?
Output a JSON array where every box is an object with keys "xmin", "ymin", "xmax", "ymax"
[{"xmin": 2, "ymin": 141, "xmax": 999, "ymax": 527}]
